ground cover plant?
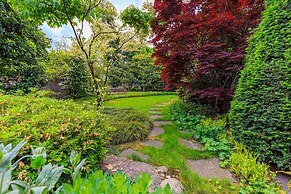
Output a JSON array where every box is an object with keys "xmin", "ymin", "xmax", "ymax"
[
  {"xmin": 224, "ymin": 143, "xmax": 281, "ymax": 194},
  {"xmin": 101, "ymin": 107, "xmax": 152, "ymax": 145},
  {"xmin": 0, "ymin": 93, "xmax": 113, "ymax": 175},
  {"xmin": 170, "ymin": 100, "xmax": 231, "ymax": 160},
  {"xmin": 229, "ymin": 0, "xmax": 291, "ymax": 170},
  {"xmin": 0, "ymin": 139, "xmax": 173, "ymax": 194},
  {"xmin": 169, "ymin": 100, "xmax": 283, "ymax": 193}
]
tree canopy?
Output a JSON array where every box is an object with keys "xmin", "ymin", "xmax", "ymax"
[
  {"xmin": 152, "ymin": 0, "xmax": 264, "ymax": 112},
  {"xmin": 0, "ymin": 0, "xmax": 50, "ymax": 92}
]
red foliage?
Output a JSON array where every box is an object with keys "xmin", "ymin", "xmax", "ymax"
[{"xmin": 152, "ymin": 0, "xmax": 264, "ymax": 112}]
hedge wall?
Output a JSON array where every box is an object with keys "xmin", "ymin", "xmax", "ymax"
[{"xmin": 229, "ymin": 0, "xmax": 291, "ymax": 170}]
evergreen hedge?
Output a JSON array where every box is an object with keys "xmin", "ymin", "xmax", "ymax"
[{"xmin": 229, "ymin": 0, "xmax": 291, "ymax": 170}]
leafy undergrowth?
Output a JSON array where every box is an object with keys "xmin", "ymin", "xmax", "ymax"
[
  {"xmin": 1, "ymin": 140, "xmax": 173, "ymax": 194},
  {"xmin": 0, "ymin": 94, "xmax": 113, "ymax": 175},
  {"xmin": 169, "ymin": 100, "xmax": 283, "ymax": 193},
  {"xmin": 101, "ymin": 107, "xmax": 153, "ymax": 145}
]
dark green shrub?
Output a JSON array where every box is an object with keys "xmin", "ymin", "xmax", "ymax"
[
  {"xmin": 101, "ymin": 107, "xmax": 152, "ymax": 145},
  {"xmin": 0, "ymin": 94, "xmax": 113, "ymax": 172},
  {"xmin": 229, "ymin": 0, "xmax": 291, "ymax": 170},
  {"xmin": 63, "ymin": 58, "xmax": 92, "ymax": 99}
]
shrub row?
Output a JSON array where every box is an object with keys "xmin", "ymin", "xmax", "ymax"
[{"xmin": 106, "ymin": 92, "xmax": 176, "ymax": 101}]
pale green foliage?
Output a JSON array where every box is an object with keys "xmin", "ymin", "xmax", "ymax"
[
  {"xmin": 59, "ymin": 171, "xmax": 173, "ymax": 194},
  {"xmin": 1, "ymin": 140, "xmax": 173, "ymax": 194},
  {"xmin": 8, "ymin": 0, "xmax": 108, "ymax": 27},
  {"xmin": 0, "ymin": 140, "xmax": 64, "ymax": 194}
]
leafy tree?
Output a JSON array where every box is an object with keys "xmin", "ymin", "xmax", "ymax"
[
  {"xmin": 132, "ymin": 47, "xmax": 165, "ymax": 91},
  {"xmin": 108, "ymin": 47, "xmax": 164, "ymax": 91},
  {"xmin": 152, "ymin": 0, "xmax": 264, "ymax": 112},
  {"xmin": 0, "ymin": 0, "xmax": 49, "ymax": 93},
  {"xmin": 63, "ymin": 57, "xmax": 92, "ymax": 99},
  {"xmin": 229, "ymin": 0, "xmax": 291, "ymax": 170},
  {"xmin": 9, "ymin": 0, "xmax": 152, "ymax": 106}
]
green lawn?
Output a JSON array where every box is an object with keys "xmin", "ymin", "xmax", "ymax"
[{"xmin": 103, "ymin": 95, "xmax": 177, "ymax": 113}]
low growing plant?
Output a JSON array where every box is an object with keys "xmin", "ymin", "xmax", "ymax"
[
  {"xmin": 225, "ymin": 143, "xmax": 282, "ymax": 194},
  {"xmin": 0, "ymin": 94, "xmax": 113, "ymax": 173},
  {"xmin": 0, "ymin": 140, "xmax": 173, "ymax": 194},
  {"xmin": 59, "ymin": 171, "xmax": 173, "ymax": 194},
  {"xmin": 101, "ymin": 107, "xmax": 152, "ymax": 145}
]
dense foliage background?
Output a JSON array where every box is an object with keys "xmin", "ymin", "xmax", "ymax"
[
  {"xmin": 229, "ymin": 0, "xmax": 291, "ymax": 170},
  {"xmin": 0, "ymin": 0, "xmax": 49, "ymax": 93}
]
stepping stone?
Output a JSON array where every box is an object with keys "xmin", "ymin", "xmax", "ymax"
[
  {"xmin": 275, "ymin": 172, "xmax": 291, "ymax": 194},
  {"xmin": 161, "ymin": 178, "xmax": 184, "ymax": 194},
  {"xmin": 153, "ymin": 121, "xmax": 172, "ymax": 126},
  {"xmin": 150, "ymin": 115, "xmax": 163, "ymax": 119},
  {"xmin": 101, "ymin": 154, "xmax": 166, "ymax": 191},
  {"xmin": 187, "ymin": 158, "xmax": 237, "ymax": 182},
  {"xmin": 152, "ymin": 104, "xmax": 166, "ymax": 107},
  {"xmin": 179, "ymin": 138, "xmax": 204, "ymax": 150},
  {"xmin": 149, "ymin": 127, "xmax": 164, "ymax": 137},
  {"xmin": 149, "ymin": 108, "xmax": 162, "ymax": 112},
  {"xmin": 120, "ymin": 149, "xmax": 150, "ymax": 160},
  {"xmin": 141, "ymin": 140, "xmax": 163, "ymax": 148},
  {"xmin": 149, "ymin": 111, "xmax": 162, "ymax": 115}
]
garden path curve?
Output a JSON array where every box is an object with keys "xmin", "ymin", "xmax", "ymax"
[{"xmin": 101, "ymin": 102, "xmax": 237, "ymax": 193}]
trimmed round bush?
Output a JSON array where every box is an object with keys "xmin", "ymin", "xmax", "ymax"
[
  {"xmin": 101, "ymin": 107, "xmax": 152, "ymax": 145},
  {"xmin": 0, "ymin": 94, "xmax": 113, "ymax": 171},
  {"xmin": 229, "ymin": 0, "xmax": 291, "ymax": 170}
]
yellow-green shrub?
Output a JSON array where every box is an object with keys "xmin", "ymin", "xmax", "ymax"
[{"xmin": 0, "ymin": 94, "xmax": 113, "ymax": 171}]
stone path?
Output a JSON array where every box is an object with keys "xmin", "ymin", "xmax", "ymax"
[
  {"xmin": 141, "ymin": 140, "xmax": 163, "ymax": 148},
  {"xmin": 102, "ymin": 103, "xmax": 179, "ymax": 192},
  {"xmin": 149, "ymin": 127, "xmax": 164, "ymax": 137},
  {"xmin": 100, "ymin": 154, "xmax": 166, "ymax": 191},
  {"xmin": 150, "ymin": 115, "xmax": 163, "ymax": 119},
  {"xmin": 153, "ymin": 121, "xmax": 172, "ymax": 127},
  {"xmin": 179, "ymin": 138, "xmax": 204, "ymax": 150},
  {"xmin": 120, "ymin": 149, "xmax": 150, "ymax": 160},
  {"xmin": 101, "ymin": 102, "xmax": 237, "ymax": 193},
  {"xmin": 187, "ymin": 158, "xmax": 237, "ymax": 182}
]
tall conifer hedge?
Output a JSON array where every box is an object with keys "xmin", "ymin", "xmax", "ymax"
[{"xmin": 229, "ymin": 0, "xmax": 291, "ymax": 170}]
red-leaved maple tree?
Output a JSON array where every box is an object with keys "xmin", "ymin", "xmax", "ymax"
[{"xmin": 152, "ymin": 0, "xmax": 264, "ymax": 112}]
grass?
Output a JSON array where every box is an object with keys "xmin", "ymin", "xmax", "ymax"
[{"xmin": 103, "ymin": 95, "xmax": 177, "ymax": 113}]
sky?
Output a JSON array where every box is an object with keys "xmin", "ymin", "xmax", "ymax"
[{"xmin": 41, "ymin": 0, "xmax": 152, "ymax": 47}]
